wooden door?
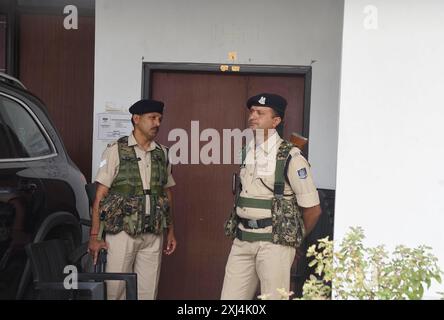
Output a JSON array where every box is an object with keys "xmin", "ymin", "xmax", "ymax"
[
  {"xmin": 18, "ymin": 13, "xmax": 95, "ymax": 181},
  {"xmin": 151, "ymin": 71, "xmax": 305, "ymax": 299}
]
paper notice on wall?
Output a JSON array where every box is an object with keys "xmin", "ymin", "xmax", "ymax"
[{"xmin": 97, "ymin": 113, "xmax": 132, "ymax": 140}]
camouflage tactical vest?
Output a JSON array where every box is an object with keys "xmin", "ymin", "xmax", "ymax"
[
  {"xmin": 224, "ymin": 140, "xmax": 306, "ymax": 248},
  {"xmin": 99, "ymin": 136, "xmax": 171, "ymax": 236}
]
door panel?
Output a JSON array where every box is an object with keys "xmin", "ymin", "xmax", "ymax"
[
  {"xmin": 151, "ymin": 71, "xmax": 305, "ymax": 299},
  {"xmin": 18, "ymin": 14, "xmax": 94, "ymax": 181}
]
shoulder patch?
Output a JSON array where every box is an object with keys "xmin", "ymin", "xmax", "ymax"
[
  {"xmin": 297, "ymin": 168, "xmax": 308, "ymax": 179},
  {"xmin": 99, "ymin": 159, "xmax": 107, "ymax": 168}
]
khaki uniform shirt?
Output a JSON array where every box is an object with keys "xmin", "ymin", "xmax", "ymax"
[
  {"xmin": 236, "ymin": 133, "xmax": 320, "ymax": 233},
  {"xmin": 95, "ymin": 133, "xmax": 175, "ymax": 214}
]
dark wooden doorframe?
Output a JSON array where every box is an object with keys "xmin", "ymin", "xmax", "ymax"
[{"xmin": 142, "ymin": 62, "xmax": 312, "ymax": 158}]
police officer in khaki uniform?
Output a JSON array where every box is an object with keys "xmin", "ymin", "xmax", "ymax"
[
  {"xmin": 88, "ymin": 99, "xmax": 177, "ymax": 300},
  {"xmin": 221, "ymin": 93, "xmax": 322, "ymax": 300}
]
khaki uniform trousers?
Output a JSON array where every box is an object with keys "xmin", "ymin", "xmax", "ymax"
[
  {"xmin": 221, "ymin": 238, "xmax": 296, "ymax": 300},
  {"xmin": 105, "ymin": 231, "xmax": 163, "ymax": 300}
]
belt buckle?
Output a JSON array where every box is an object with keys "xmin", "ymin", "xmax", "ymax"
[{"xmin": 248, "ymin": 219, "xmax": 258, "ymax": 229}]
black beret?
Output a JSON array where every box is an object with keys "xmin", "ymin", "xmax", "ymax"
[
  {"xmin": 247, "ymin": 93, "xmax": 287, "ymax": 118},
  {"xmin": 129, "ymin": 99, "xmax": 164, "ymax": 115}
]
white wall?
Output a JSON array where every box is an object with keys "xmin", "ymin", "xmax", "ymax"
[
  {"xmin": 335, "ymin": 0, "xmax": 444, "ymax": 297},
  {"xmin": 92, "ymin": 0, "xmax": 344, "ymax": 189}
]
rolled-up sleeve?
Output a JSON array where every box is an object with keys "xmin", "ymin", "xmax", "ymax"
[
  {"xmin": 95, "ymin": 144, "xmax": 119, "ymax": 188},
  {"xmin": 288, "ymin": 153, "xmax": 320, "ymax": 208}
]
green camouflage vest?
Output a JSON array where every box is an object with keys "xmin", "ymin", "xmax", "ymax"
[
  {"xmin": 224, "ymin": 140, "xmax": 306, "ymax": 248},
  {"xmin": 99, "ymin": 136, "xmax": 171, "ymax": 236}
]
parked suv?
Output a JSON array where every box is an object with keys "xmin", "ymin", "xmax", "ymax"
[{"xmin": 0, "ymin": 73, "xmax": 89, "ymax": 299}]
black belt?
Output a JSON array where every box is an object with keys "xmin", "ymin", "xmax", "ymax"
[{"xmin": 239, "ymin": 217, "xmax": 272, "ymax": 229}]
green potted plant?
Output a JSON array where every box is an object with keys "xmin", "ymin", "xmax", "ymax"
[{"xmin": 300, "ymin": 227, "xmax": 443, "ymax": 300}]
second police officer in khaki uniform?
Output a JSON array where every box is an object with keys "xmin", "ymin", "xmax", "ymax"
[
  {"xmin": 221, "ymin": 93, "xmax": 322, "ymax": 300},
  {"xmin": 88, "ymin": 99, "xmax": 177, "ymax": 300}
]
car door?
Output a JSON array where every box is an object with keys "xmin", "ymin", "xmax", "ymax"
[{"xmin": 0, "ymin": 91, "xmax": 54, "ymax": 299}]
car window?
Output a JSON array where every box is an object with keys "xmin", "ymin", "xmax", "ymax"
[{"xmin": 0, "ymin": 95, "xmax": 53, "ymax": 159}]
